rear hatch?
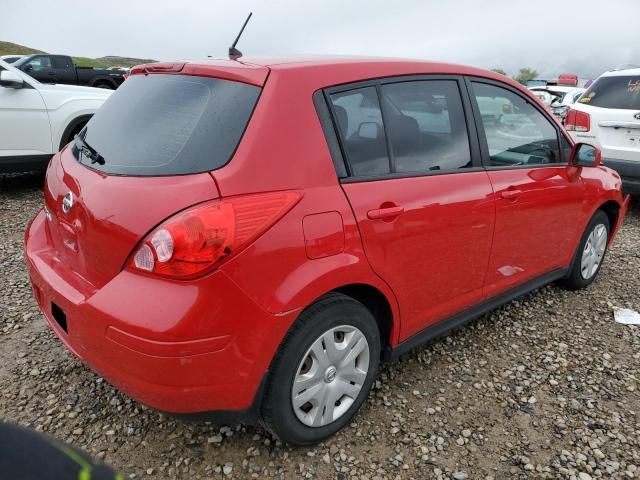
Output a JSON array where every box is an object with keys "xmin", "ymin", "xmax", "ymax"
[
  {"xmin": 43, "ymin": 65, "xmax": 266, "ymax": 288},
  {"xmin": 578, "ymin": 74, "xmax": 640, "ymax": 161}
]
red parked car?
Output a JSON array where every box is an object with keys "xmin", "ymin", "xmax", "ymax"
[{"xmin": 25, "ymin": 56, "xmax": 629, "ymax": 445}]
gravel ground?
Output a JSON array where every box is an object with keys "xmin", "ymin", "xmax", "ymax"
[{"xmin": 1, "ymin": 172, "xmax": 639, "ymax": 480}]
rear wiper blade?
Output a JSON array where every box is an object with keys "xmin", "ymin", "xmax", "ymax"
[{"xmin": 74, "ymin": 134, "xmax": 105, "ymax": 165}]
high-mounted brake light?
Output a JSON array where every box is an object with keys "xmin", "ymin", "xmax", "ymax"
[
  {"xmin": 565, "ymin": 109, "xmax": 591, "ymax": 132},
  {"xmin": 127, "ymin": 191, "xmax": 301, "ymax": 279},
  {"xmin": 130, "ymin": 62, "xmax": 185, "ymax": 76}
]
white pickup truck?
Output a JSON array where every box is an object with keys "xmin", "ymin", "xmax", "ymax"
[{"xmin": 0, "ymin": 59, "xmax": 111, "ymax": 173}]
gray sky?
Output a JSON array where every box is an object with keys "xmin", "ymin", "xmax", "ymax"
[{"xmin": 2, "ymin": 0, "xmax": 639, "ymax": 79}]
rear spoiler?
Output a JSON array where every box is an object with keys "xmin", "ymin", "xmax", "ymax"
[{"xmin": 129, "ymin": 60, "xmax": 269, "ymax": 87}]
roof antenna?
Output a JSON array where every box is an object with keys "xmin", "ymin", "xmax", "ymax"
[{"xmin": 228, "ymin": 12, "xmax": 252, "ymax": 59}]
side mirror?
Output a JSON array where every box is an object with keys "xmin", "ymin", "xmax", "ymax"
[
  {"xmin": 24, "ymin": 64, "xmax": 33, "ymax": 72},
  {"xmin": 0, "ymin": 70, "xmax": 24, "ymax": 89},
  {"xmin": 572, "ymin": 143, "xmax": 602, "ymax": 167},
  {"xmin": 358, "ymin": 122, "xmax": 378, "ymax": 140}
]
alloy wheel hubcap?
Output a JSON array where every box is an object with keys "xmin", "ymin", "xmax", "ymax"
[
  {"xmin": 291, "ymin": 325, "xmax": 370, "ymax": 427},
  {"xmin": 581, "ymin": 223, "xmax": 607, "ymax": 280}
]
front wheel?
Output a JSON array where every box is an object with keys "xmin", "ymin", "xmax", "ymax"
[
  {"xmin": 562, "ymin": 210, "xmax": 610, "ymax": 289},
  {"xmin": 262, "ymin": 293, "xmax": 380, "ymax": 446}
]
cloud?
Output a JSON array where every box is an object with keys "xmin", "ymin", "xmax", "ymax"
[{"xmin": 2, "ymin": 0, "xmax": 638, "ymax": 79}]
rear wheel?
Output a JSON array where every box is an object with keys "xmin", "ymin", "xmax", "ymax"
[
  {"xmin": 562, "ymin": 210, "xmax": 610, "ymax": 289},
  {"xmin": 262, "ymin": 293, "xmax": 380, "ymax": 446},
  {"xmin": 94, "ymin": 82, "xmax": 114, "ymax": 90}
]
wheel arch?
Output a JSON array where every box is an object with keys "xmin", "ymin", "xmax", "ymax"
[
  {"xmin": 58, "ymin": 114, "xmax": 93, "ymax": 150},
  {"xmin": 268, "ymin": 283, "xmax": 396, "ymax": 365},
  {"xmin": 597, "ymin": 200, "xmax": 620, "ymax": 241},
  {"xmin": 263, "ymin": 281, "xmax": 398, "ymax": 377},
  {"xmin": 332, "ymin": 283, "xmax": 395, "ymax": 356},
  {"xmin": 90, "ymin": 76, "xmax": 116, "ymax": 89}
]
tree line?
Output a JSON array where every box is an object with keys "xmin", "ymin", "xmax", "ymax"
[{"xmin": 491, "ymin": 67, "xmax": 539, "ymax": 85}]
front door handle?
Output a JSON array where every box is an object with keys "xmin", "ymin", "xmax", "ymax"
[
  {"xmin": 367, "ymin": 206, "xmax": 404, "ymax": 220},
  {"xmin": 500, "ymin": 189, "xmax": 522, "ymax": 200}
]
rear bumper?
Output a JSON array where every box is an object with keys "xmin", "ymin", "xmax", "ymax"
[
  {"xmin": 25, "ymin": 210, "xmax": 298, "ymax": 416},
  {"xmin": 603, "ymin": 157, "xmax": 640, "ymax": 194}
]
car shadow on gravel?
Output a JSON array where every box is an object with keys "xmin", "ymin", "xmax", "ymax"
[
  {"xmin": 628, "ymin": 194, "xmax": 640, "ymax": 217},
  {"xmin": 0, "ymin": 172, "xmax": 45, "ymax": 193}
]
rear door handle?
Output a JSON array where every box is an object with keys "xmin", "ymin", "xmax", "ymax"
[
  {"xmin": 500, "ymin": 189, "xmax": 522, "ymax": 200},
  {"xmin": 367, "ymin": 206, "xmax": 404, "ymax": 220}
]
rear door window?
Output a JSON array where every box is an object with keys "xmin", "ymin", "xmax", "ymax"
[
  {"xmin": 379, "ymin": 80, "xmax": 471, "ymax": 173},
  {"xmin": 579, "ymin": 75, "xmax": 640, "ymax": 109},
  {"xmin": 51, "ymin": 56, "xmax": 73, "ymax": 69},
  {"xmin": 329, "ymin": 87, "xmax": 390, "ymax": 177},
  {"xmin": 472, "ymin": 82, "xmax": 561, "ymax": 166},
  {"xmin": 77, "ymin": 74, "xmax": 260, "ymax": 176}
]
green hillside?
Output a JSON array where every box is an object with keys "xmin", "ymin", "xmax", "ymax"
[
  {"xmin": 0, "ymin": 41, "xmax": 44, "ymax": 55},
  {"xmin": 0, "ymin": 41, "xmax": 155, "ymax": 68},
  {"xmin": 96, "ymin": 56, "xmax": 157, "ymax": 68}
]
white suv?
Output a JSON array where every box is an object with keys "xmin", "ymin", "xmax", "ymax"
[
  {"xmin": 0, "ymin": 59, "xmax": 111, "ymax": 173},
  {"xmin": 566, "ymin": 67, "xmax": 640, "ymax": 194}
]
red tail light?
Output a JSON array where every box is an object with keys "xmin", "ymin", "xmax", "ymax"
[
  {"xmin": 127, "ymin": 191, "xmax": 301, "ymax": 279},
  {"xmin": 565, "ymin": 109, "xmax": 591, "ymax": 132}
]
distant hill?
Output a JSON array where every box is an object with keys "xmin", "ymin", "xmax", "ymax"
[
  {"xmin": 96, "ymin": 56, "xmax": 156, "ymax": 68},
  {"xmin": 0, "ymin": 41, "xmax": 156, "ymax": 68},
  {"xmin": 0, "ymin": 41, "xmax": 44, "ymax": 55}
]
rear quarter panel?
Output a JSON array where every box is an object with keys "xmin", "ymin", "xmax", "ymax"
[{"xmin": 220, "ymin": 185, "xmax": 400, "ymax": 344}]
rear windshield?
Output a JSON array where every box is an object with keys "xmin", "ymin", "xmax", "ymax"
[
  {"xmin": 75, "ymin": 74, "xmax": 260, "ymax": 175},
  {"xmin": 579, "ymin": 75, "xmax": 640, "ymax": 110}
]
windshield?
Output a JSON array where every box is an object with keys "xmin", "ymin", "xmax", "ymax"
[
  {"xmin": 75, "ymin": 74, "xmax": 261, "ymax": 176},
  {"xmin": 12, "ymin": 56, "xmax": 33, "ymax": 68},
  {"xmin": 579, "ymin": 75, "xmax": 640, "ymax": 110}
]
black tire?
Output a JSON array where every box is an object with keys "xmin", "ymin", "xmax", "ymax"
[
  {"xmin": 562, "ymin": 210, "xmax": 610, "ymax": 290},
  {"xmin": 262, "ymin": 292, "xmax": 380, "ymax": 446},
  {"xmin": 94, "ymin": 82, "xmax": 114, "ymax": 90}
]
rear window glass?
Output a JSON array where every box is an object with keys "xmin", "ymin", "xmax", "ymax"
[
  {"xmin": 76, "ymin": 74, "xmax": 260, "ymax": 175},
  {"xmin": 52, "ymin": 56, "xmax": 73, "ymax": 69},
  {"xmin": 579, "ymin": 75, "xmax": 640, "ymax": 110}
]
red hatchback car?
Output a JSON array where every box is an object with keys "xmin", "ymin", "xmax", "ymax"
[{"xmin": 25, "ymin": 56, "xmax": 629, "ymax": 445}]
